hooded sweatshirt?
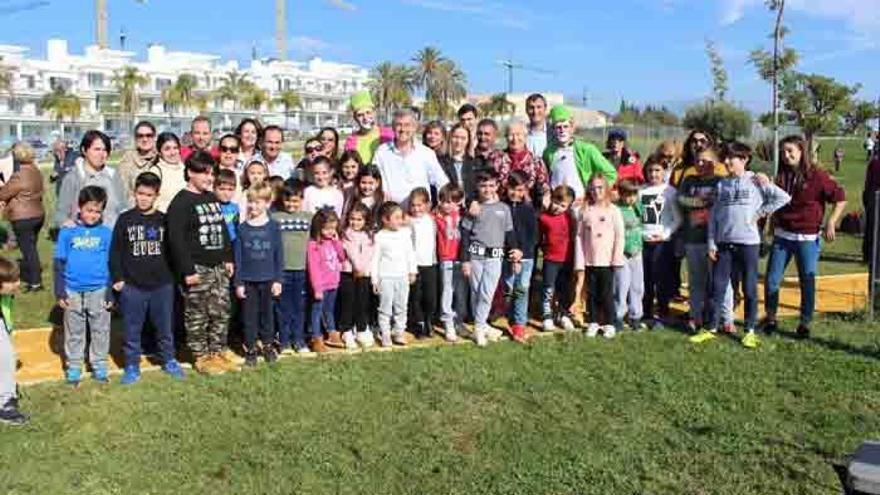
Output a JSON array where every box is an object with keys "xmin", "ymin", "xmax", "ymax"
[{"xmin": 707, "ymin": 171, "xmax": 791, "ymax": 251}]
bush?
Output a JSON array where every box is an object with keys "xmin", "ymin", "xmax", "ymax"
[{"xmin": 682, "ymin": 101, "xmax": 753, "ymax": 143}]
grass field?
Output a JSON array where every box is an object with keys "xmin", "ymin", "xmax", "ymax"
[{"xmin": 1, "ymin": 314, "xmax": 878, "ymax": 494}]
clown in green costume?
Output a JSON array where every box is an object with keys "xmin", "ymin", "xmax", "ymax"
[
  {"xmin": 343, "ymin": 91, "xmax": 394, "ymax": 164},
  {"xmin": 543, "ymin": 105, "xmax": 616, "ymax": 200}
]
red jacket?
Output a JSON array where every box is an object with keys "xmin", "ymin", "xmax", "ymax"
[
  {"xmin": 435, "ymin": 211, "xmax": 461, "ymax": 262},
  {"xmin": 539, "ymin": 211, "xmax": 574, "ymax": 263},
  {"xmin": 773, "ymin": 166, "xmax": 845, "ymax": 235},
  {"xmin": 606, "ymin": 149, "xmax": 644, "ymax": 185},
  {"xmin": 181, "ymin": 145, "xmax": 220, "ymax": 162}
]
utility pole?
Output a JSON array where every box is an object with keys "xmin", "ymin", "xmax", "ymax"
[
  {"xmin": 276, "ymin": 0, "xmax": 287, "ymax": 61},
  {"xmin": 771, "ymin": 0, "xmax": 785, "ymax": 176},
  {"xmin": 96, "ymin": 0, "xmax": 108, "ymax": 49}
]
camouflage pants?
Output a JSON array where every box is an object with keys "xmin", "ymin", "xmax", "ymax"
[{"xmin": 183, "ymin": 264, "xmax": 231, "ymax": 356}]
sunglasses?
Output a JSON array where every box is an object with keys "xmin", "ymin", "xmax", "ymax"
[
  {"xmin": 220, "ymin": 145, "xmax": 239, "ymax": 153},
  {"xmin": 136, "ymin": 133, "xmax": 155, "ymax": 139},
  {"xmin": 306, "ymin": 146, "xmax": 323, "ymax": 153}
]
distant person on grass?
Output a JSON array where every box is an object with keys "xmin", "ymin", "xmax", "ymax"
[
  {"xmin": 0, "ymin": 256, "xmax": 28, "ymax": 426},
  {"xmin": 111, "ymin": 171, "xmax": 185, "ymax": 385},
  {"xmin": 833, "ymin": 146, "xmax": 845, "ymax": 173},
  {"xmin": 763, "ymin": 135, "xmax": 846, "ymax": 339}
]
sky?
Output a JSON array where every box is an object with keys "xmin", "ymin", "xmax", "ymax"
[{"xmin": 1, "ymin": 0, "xmax": 879, "ymax": 114}]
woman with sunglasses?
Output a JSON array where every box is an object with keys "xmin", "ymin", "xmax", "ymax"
[
  {"xmin": 118, "ymin": 121, "xmax": 158, "ymax": 201},
  {"xmin": 294, "ymin": 137, "xmax": 324, "ymax": 185},
  {"xmin": 216, "ymin": 134, "xmax": 243, "ymax": 173}
]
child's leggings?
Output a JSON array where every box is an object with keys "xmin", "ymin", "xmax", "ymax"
[
  {"xmin": 377, "ymin": 277, "xmax": 409, "ymax": 335},
  {"xmin": 469, "ymin": 258, "xmax": 503, "ymax": 329},
  {"xmin": 588, "ymin": 267, "xmax": 617, "ymax": 326}
]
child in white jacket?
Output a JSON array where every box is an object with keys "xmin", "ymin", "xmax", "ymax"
[{"xmin": 370, "ymin": 202, "xmax": 417, "ymax": 348}]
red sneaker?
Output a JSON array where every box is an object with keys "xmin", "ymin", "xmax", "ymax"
[
  {"xmin": 722, "ymin": 322, "xmax": 737, "ymax": 335},
  {"xmin": 509, "ymin": 324, "xmax": 528, "ymax": 344}
]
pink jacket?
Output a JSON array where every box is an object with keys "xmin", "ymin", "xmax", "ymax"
[
  {"xmin": 341, "ymin": 229, "xmax": 374, "ymax": 275},
  {"xmin": 306, "ymin": 238, "xmax": 345, "ymax": 295},
  {"xmin": 574, "ymin": 204, "xmax": 625, "ymax": 268}
]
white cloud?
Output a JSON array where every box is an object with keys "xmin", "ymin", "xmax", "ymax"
[{"xmin": 719, "ymin": 0, "xmax": 880, "ymax": 34}]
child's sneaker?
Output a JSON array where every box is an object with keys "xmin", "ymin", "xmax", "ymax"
[
  {"xmin": 585, "ymin": 323, "xmax": 600, "ymax": 338},
  {"xmin": 509, "ymin": 324, "xmax": 527, "ymax": 344},
  {"xmin": 263, "ymin": 346, "xmax": 278, "ymax": 363},
  {"xmin": 741, "ymin": 331, "xmax": 760, "ymax": 349},
  {"xmin": 689, "ymin": 329, "xmax": 717, "ymax": 344},
  {"xmin": 486, "ymin": 326, "xmax": 504, "ymax": 342},
  {"xmin": 473, "ymin": 327, "xmax": 488, "ymax": 347},
  {"xmin": 0, "ymin": 400, "xmax": 27, "ymax": 426},
  {"xmin": 380, "ymin": 330, "xmax": 393, "ymax": 348},
  {"xmin": 795, "ymin": 324, "xmax": 811, "ymax": 340},
  {"xmin": 244, "ymin": 350, "xmax": 258, "ymax": 367},
  {"xmin": 342, "ymin": 330, "xmax": 358, "ymax": 350},
  {"xmin": 295, "ymin": 345, "xmax": 312, "ymax": 354},
  {"xmin": 721, "ymin": 322, "xmax": 737, "ymax": 335},
  {"xmin": 162, "ymin": 360, "xmax": 185, "ymax": 380},
  {"xmin": 630, "ymin": 320, "xmax": 647, "ymax": 332},
  {"xmin": 309, "ymin": 337, "xmax": 329, "ymax": 354},
  {"xmin": 65, "ymin": 367, "xmax": 82, "ymax": 386},
  {"xmin": 356, "ymin": 329, "xmax": 375, "ymax": 349},
  {"xmin": 391, "ymin": 332, "xmax": 407, "ymax": 346},
  {"xmin": 685, "ymin": 319, "xmax": 700, "ymax": 334},
  {"xmin": 92, "ymin": 365, "xmax": 109, "ymax": 383},
  {"xmin": 542, "ymin": 318, "xmax": 557, "ymax": 332},
  {"xmin": 120, "ymin": 365, "xmax": 141, "ymax": 385},
  {"xmin": 559, "ymin": 315, "xmax": 575, "ymax": 331},
  {"xmin": 444, "ymin": 323, "xmax": 458, "ymax": 343},
  {"xmin": 602, "ymin": 325, "xmax": 616, "ymax": 339},
  {"xmin": 280, "ymin": 345, "xmax": 296, "ymax": 356}
]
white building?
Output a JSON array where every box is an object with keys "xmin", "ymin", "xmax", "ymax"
[{"xmin": 0, "ymin": 39, "xmax": 370, "ymax": 144}]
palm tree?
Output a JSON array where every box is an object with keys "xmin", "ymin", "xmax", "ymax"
[
  {"xmin": 40, "ymin": 87, "xmax": 82, "ymax": 138},
  {"xmin": 214, "ymin": 70, "xmax": 250, "ymax": 111},
  {"xmin": 111, "ymin": 65, "xmax": 149, "ymax": 131},
  {"xmin": 241, "ymin": 86, "xmax": 272, "ymax": 116},
  {"xmin": 0, "ymin": 56, "xmax": 12, "ymax": 99},
  {"xmin": 412, "ymin": 46, "xmax": 446, "ymax": 102},
  {"xmin": 161, "ymin": 74, "xmax": 201, "ymax": 119},
  {"xmin": 427, "ymin": 59, "xmax": 467, "ymax": 120},
  {"xmin": 478, "ymin": 93, "xmax": 516, "ymax": 118},
  {"xmin": 368, "ymin": 62, "xmax": 415, "ymax": 122},
  {"xmin": 274, "ymin": 89, "xmax": 302, "ymax": 130}
]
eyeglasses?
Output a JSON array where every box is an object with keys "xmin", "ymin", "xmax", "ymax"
[
  {"xmin": 220, "ymin": 145, "xmax": 239, "ymax": 153},
  {"xmin": 136, "ymin": 133, "xmax": 155, "ymax": 139},
  {"xmin": 306, "ymin": 146, "xmax": 323, "ymax": 153}
]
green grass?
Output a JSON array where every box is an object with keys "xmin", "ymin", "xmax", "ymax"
[{"xmin": 2, "ymin": 315, "xmax": 879, "ymax": 494}]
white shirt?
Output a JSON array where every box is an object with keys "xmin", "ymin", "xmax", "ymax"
[
  {"xmin": 370, "ymin": 228, "xmax": 418, "ymax": 280},
  {"xmin": 527, "ymin": 123, "xmax": 549, "ymax": 157},
  {"xmin": 263, "ymin": 151, "xmax": 296, "ymax": 179},
  {"xmin": 550, "ymin": 146, "xmax": 583, "ymax": 198},
  {"xmin": 303, "ymin": 185, "xmax": 344, "ymax": 217},
  {"xmin": 410, "ymin": 214, "xmax": 437, "ymax": 266},
  {"xmin": 374, "ymin": 141, "xmax": 449, "ymax": 204}
]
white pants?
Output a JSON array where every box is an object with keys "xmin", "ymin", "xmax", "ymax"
[
  {"xmin": 377, "ymin": 277, "xmax": 410, "ymax": 334},
  {"xmin": 615, "ymin": 253, "xmax": 645, "ymax": 321}
]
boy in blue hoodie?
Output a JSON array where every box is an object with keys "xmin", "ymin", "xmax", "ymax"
[
  {"xmin": 705, "ymin": 142, "xmax": 790, "ymax": 348},
  {"xmin": 54, "ymin": 186, "xmax": 114, "ymax": 385}
]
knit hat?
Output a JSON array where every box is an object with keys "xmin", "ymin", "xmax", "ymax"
[
  {"xmin": 548, "ymin": 105, "xmax": 573, "ymax": 124},
  {"xmin": 350, "ymin": 91, "xmax": 374, "ymax": 112}
]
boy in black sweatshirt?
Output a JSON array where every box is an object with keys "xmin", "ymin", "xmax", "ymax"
[
  {"xmin": 503, "ymin": 170, "xmax": 537, "ymax": 343},
  {"xmin": 166, "ymin": 151, "xmax": 234, "ymax": 375},
  {"xmin": 111, "ymin": 171, "xmax": 184, "ymax": 384}
]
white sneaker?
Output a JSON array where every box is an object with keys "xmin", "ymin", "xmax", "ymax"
[
  {"xmin": 474, "ymin": 327, "xmax": 488, "ymax": 347},
  {"xmin": 391, "ymin": 332, "xmax": 407, "ymax": 346},
  {"xmin": 542, "ymin": 318, "xmax": 557, "ymax": 331},
  {"xmin": 356, "ymin": 329, "xmax": 375, "ymax": 349},
  {"xmin": 444, "ymin": 322, "xmax": 458, "ymax": 342},
  {"xmin": 380, "ymin": 330, "xmax": 392, "ymax": 348},
  {"xmin": 343, "ymin": 330, "xmax": 358, "ymax": 351},
  {"xmin": 295, "ymin": 345, "xmax": 312, "ymax": 354},
  {"xmin": 559, "ymin": 315, "xmax": 575, "ymax": 331},
  {"xmin": 602, "ymin": 325, "xmax": 616, "ymax": 339},
  {"xmin": 486, "ymin": 327, "xmax": 504, "ymax": 342},
  {"xmin": 585, "ymin": 323, "xmax": 600, "ymax": 338}
]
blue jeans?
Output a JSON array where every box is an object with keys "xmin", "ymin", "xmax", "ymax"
[
  {"xmin": 764, "ymin": 236, "xmax": 820, "ymax": 325},
  {"xmin": 503, "ymin": 258, "xmax": 534, "ymax": 326},
  {"xmin": 120, "ymin": 283, "xmax": 175, "ymax": 367},
  {"xmin": 310, "ymin": 288, "xmax": 338, "ymax": 338},
  {"xmin": 711, "ymin": 244, "xmax": 759, "ymax": 330},
  {"xmin": 278, "ymin": 270, "xmax": 307, "ymax": 348}
]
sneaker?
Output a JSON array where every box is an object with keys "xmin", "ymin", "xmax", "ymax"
[
  {"xmin": 65, "ymin": 367, "xmax": 82, "ymax": 386},
  {"xmin": 162, "ymin": 360, "xmax": 185, "ymax": 380},
  {"xmin": 0, "ymin": 402, "xmax": 28, "ymax": 426},
  {"xmin": 474, "ymin": 327, "xmax": 488, "ymax": 347},
  {"xmin": 689, "ymin": 329, "xmax": 717, "ymax": 344},
  {"xmin": 244, "ymin": 351, "xmax": 258, "ymax": 367},
  {"xmin": 795, "ymin": 324, "xmax": 810, "ymax": 340},
  {"xmin": 356, "ymin": 330, "xmax": 375, "ymax": 349},
  {"xmin": 120, "ymin": 365, "xmax": 141, "ymax": 385},
  {"xmin": 326, "ymin": 331, "xmax": 344, "ymax": 348},
  {"xmin": 602, "ymin": 325, "xmax": 616, "ymax": 339},
  {"xmin": 542, "ymin": 318, "xmax": 557, "ymax": 332},
  {"xmin": 192, "ymin": 355, "xmax": 210, "ymax": 374},
  {"xmin": 559, "ymin": 315, "xmax": 575, "ymax": 331},
  {"xmin": 722, "ymin": 322, "xmax": 737, "ymax": 335},
  {"xmin": 444, "ymin": 324, "xmax": 458, "ymax": 343},
  {"xmin": 391, "ymin": 332, "xmax": 408, "ymax": 346},
  {"xmin": 309, "ymin": 337, "xmax": 329, "ymax": 354},
  {"xmin": 380, "ymin": 330, "xmax": 393, "ymax": 348},
  {"xmin": 685, "ymin": 319, "xmax": 700, "ymax": 334},
  {"xmin": 280, "ymin": 347, "xmax": 296, "ymax": 356},
  {"xmin": 263, "ymin": 347, "xmax": 278, "ymax": 363},
  {"xmin": 486, "ymin": 327, "xmax": 504, "ymax": 342},
  {"xmin": 219, "ymin": 352, "xmax": 240, "ymax": 372},
  {"xmin": 651, "ymin": 318, "xmax": 665, "ymax": 331},
  {"xmin": 412, "ymin": 323, "xmax": 428, "ymax": 340},
  {"xmin": 295, "ymin": 345, "xmax": 312, "ymax": 354},
  {"xmin": 509, "ymin": 324, "xmax": 528, "ymax": 344},
  {"xmin": 741, "ymin": 331, "xmax": 760, "ymax": 349},
  {"xmin": 630, "ymin": 320, "xmax": 648, "ymax": 332},
  {"xmin": 585, "ymin": 323, "xmax": 600, "ymax": 338},
  {"xmin": 760, "ymin": 318, "xmax": 778, "ymax": 335},
  {"xmin": 205, "ymin": 353, "xmax": 229, "ymax": 374},
  {"xmin": 342, "ymin": 330, "xmax": 358, "ymax": 351},
  {"xmin": 92, "ymin": 365, "xmax": 109, "ymax": 383}
]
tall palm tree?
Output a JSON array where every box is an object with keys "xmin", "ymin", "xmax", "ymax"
[
  {"xmin": 161, "ymin": 74, "xmax": 202, "ymax": 119},
  {"xmin": 0, "ymin": 56, "xmax": 12, "ymax": 98},
  {"xmin": 478, "ymin": 93, "xmax": 515, "ymax": 118},
  {"xmin": 412, "ymin": 46, "xmax": 446, "ymax": 103},
  {"xmin": 368, "ymin": 62, "xmax": 415, "ymax": 122},
  {"xmin": 428, "ymin": 59, "xmax": 467, "ymax": 120},
  {"xmin": 273, "ymin": 89, "xmax": 302, "ymax": 130},
  {"xmin": 241, "ymin": 86, "xmax": 272, "ymax": 117},
  {"xmin": 111, "ymin": 65, "xmax": 149, "ymax": 131},
  {"xmin": 40, "ymin": 87, "xmax": 82, "ymax": 138},
  {"xmin": 214, "ymin": 70, "xmax": 250, "ymax": 111}
]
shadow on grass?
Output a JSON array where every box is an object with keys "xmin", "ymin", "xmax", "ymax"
[{"xmin": 773, "ymin": 313, "xmax": 880, "ymax": 362}]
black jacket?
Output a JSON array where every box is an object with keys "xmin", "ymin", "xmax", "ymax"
[{"xmin": 439, "ymin": 155, "xmax": 485, "ymax": 202}]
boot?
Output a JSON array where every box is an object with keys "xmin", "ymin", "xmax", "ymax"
[
  {"xmin": 310, "ymin": 336, "xmax": 329, "ymax": 353},
  {"xmin": 325, "ymin": 331, "xmax": 344, "ymax": 348}
]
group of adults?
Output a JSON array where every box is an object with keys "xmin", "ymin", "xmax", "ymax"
[{"xmin": 0, "ymin": 88, "xmax": 850, "ymax": 336}]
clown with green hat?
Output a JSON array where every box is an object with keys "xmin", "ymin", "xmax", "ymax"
[
  {"xmin": 543, "ymin": 105, "xmax": 616, "ymax": 200},
  {"xmin": 343, "ymin": 90, "xmax": 394, "ymax": 164}
]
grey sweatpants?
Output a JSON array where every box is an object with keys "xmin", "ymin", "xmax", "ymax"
[
  {"xmin": 615, "ymin": 253, "xmax": 645, "ymax": 322},
  {"xmin": 377, "ymin": 277, "xmax": 409, "ymax": 334},
  {"xmin": 64, "ymin": 288, "xmax": 111, "ymax": 370},
  {"xmin": 0, "ymin": 327, "xmax": 16, "ymax": 406},
  {"xmin": 469, "ymin": 258, "xmax": 502, "ymax": 329}
]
